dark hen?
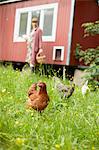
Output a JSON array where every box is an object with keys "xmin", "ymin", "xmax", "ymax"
[{"xmin": 53, "ymin": 76, "xmax": 75, "ymax": 99}]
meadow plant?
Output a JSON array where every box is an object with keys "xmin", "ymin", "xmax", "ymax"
[{"xmin": 0, "ymin": 65, "xmax": 99, "ymax": 150}]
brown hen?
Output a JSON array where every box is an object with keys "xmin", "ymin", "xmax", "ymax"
[
  {"xmin": 27, "ymin": 82, "xmax": 49, "ymax": 112},
  {"xmin": 28, "ymin": 83, "xmax": 37, "ymax": 96}
]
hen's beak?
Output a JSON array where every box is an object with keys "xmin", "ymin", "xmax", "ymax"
[{"xmin": 37, "ymin": 82, "xmax": 42, "ymax": 87}]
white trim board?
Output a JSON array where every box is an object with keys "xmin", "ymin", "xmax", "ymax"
[
  {"xmin": 66, "ymin": 0, "xmax": 75, "ymax": 65},
  {"xmin": 0, "ymin": 0, "xmax": 23, "ymax": 4}
]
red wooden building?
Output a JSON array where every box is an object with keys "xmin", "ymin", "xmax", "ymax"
[{"xmin": 0, "ymin": 0, "xmax": 99, "ymax": 67}]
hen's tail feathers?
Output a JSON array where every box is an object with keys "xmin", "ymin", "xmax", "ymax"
[{"xmin": 28, "ymin": 83, "xmax": 37, "ymax": 96}]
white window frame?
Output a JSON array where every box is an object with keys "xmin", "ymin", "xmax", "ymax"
[
  {"xmin": 13, "ymin": 3, "xmax": 58, "ymax": 42},
  {"xmin": 53, "ymin": 46, "xmax": 64, "ymax": 61}
]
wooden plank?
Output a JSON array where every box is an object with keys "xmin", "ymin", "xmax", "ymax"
[{"xmin": 0, "ymin": 0, "xmax": 24, "ymax": 5}]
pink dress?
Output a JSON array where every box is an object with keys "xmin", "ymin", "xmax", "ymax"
[{"xmin": 25, "ymin": 27, "xmax": 42, "ymax": 65}]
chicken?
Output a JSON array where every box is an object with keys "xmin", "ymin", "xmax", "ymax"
[
  {"xmin": 82, "ymin": 80, "xmax": 89, "ymax": 96},
  {"xmin": 53, "ymin": 76, "xmax": 75, "ymax": 99},
  {"xmin": 27, "ymin": 82, "xmax": 49, "ymax": 112},
  {"xmin": 61, "ymin": 83, "xmax": 75, "ymax": 99},
  {"xmin": 28, "ymin": 83, "xmax": 37, "ymax": 96}
]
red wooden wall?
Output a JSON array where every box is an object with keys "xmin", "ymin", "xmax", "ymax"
[
  {"xmin": 70, "ymin": 0, "xmax": 99, "ymax": 66},
  {"xmin": 0, "ymin": 0, "xmax": 72, "ymax": 65},
  {"xmin": 0, "ymin": 6, "xmax": 2, "ymax": 58},
  {"xmin": 0, "ymin": 0, "xmax": 98, "ymax": 66}
]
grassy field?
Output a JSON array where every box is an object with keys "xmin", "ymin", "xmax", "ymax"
[{"xmin": 0, "ymin": 65, "xmax": 99, "ymax": 150}]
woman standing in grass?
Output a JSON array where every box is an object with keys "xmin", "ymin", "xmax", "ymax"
[{"xmin": 23, "ymin": 16, "xmax": 43, "ymax": 72}]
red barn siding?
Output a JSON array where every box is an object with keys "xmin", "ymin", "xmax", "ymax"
[
  {"xmin": 70, "ymin": 0, "xmax": 99, "ymax": 66},
  {"xmin": 0, "ymin": 0, "xmax": 73, "ymax": 65},
  {"xmin": 0, "ymin": 6, "xmax": 2, "ymax": 59},
  {"xmin": 43, "ymin": 0, "xmax": 72, "ymax": 65},
  {"xmin": 0, "ymin": 0, "xmax": 98, "ymax": 66}
]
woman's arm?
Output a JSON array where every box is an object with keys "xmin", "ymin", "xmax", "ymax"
[{"xmin": 38, "ymin": 29, "xmax": 43, "ymax": 49}]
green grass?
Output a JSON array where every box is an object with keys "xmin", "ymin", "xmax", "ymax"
[{"xmin": 0, "ymin": 65, "xmax": 99, "ymax": 150}]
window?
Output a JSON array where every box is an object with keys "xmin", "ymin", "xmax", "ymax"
[
  {"xmin": 53, "ymin": 46, "xmax": 64, "ymax": 61},
  {"xmin": 43, "ymin": 8, "xmax": 54, "ymax": 36},
  {"xmin": 13, "ymin": 3, "xmax": 58, "ymax": 42},
  {"xmin": 19, "ymin": 13, "xmax": 28, "ymax": 36}
]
